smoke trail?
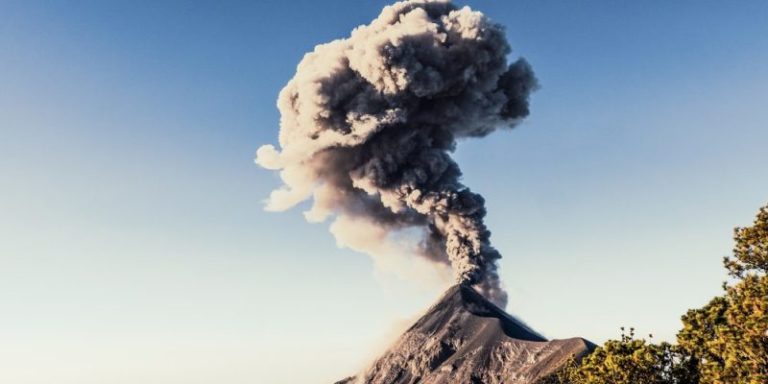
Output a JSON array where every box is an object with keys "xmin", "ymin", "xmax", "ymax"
[{"xmin": 256, "ymin": 0, "xmax": 536, "ymax": 305}]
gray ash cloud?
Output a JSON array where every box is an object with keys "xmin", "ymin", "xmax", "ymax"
[{"xmin": 257, "ymin": 0, "xmax": 537, "ymax": 305}]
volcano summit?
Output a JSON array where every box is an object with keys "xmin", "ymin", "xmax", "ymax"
[{"xmin": 337, "ymin": 285, "xmax": 594, "ymax": 384}]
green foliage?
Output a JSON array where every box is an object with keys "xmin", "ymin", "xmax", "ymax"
[
  {"xmin": 724, "ymin": 204, "xmax": 768, "ymax": 278},
  {"xmin": 677, "ymin": 203, "xmax": 768, "ymax": 384},
  {"xmin": 543, "ymin": 328, "xmax": 696, "ymax": 384},
  {"xmin": 543, "ymin": 202, "xmax": 768, "ymax": 384},
  {"xmin": 667, "ymin": 202, "xmax": 768, "ymax": 383}
]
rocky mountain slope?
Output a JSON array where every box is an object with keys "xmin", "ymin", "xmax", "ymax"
[{"xmin": 337, "ymin": 284, "xmax": 594, "ymax": 384}]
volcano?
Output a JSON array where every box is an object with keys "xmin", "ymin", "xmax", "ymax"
[{"xmin": 336, "ymin": 285, "xmax": 594, "ymax": 384}]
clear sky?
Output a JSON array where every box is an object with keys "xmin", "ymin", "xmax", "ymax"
[{"xmin": 1, "ymin": 1, "xmax": 767, "ymax": 383}]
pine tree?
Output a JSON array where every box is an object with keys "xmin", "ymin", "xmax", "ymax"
[{"xmin": 678, "ymin": 203, "xmax": 768, "ymax": 384}]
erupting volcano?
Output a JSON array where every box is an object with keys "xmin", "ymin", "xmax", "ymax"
[{"xmin": 257, "ymin": 1, "xmax": 592, "ymax": 382}]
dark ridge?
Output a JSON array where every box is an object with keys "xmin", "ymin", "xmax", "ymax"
[{"xmin": 454, "ymin": 284, "xmax": 547, "ymax": 342}]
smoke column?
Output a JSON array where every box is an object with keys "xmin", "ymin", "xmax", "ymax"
[{"xmin": 256, "ymin": 0, "xmax": 536, "ymax": 305}]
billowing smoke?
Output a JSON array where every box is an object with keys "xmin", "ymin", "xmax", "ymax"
[{"xmin": 256, "ymin": 0, "xmax": 536, "ymax": 306}]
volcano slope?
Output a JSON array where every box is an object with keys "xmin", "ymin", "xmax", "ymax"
[{"xmin": 336, "ymin": 285, "xmax": 594, "ymax": 384}]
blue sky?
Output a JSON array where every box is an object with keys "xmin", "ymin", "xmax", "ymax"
[{"xmin": 1, "ymin": 1, "xmax": 767, "ymax": 383}]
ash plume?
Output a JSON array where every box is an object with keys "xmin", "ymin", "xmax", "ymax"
[{"xmin": 256, "ymin": 0, "xmax": 537, "ymax": 305}]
